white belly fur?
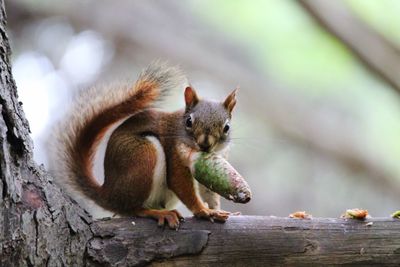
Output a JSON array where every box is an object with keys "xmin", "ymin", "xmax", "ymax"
[{"xmin": 143, "ymin": 136, "xmax": 179, "ymax": 209}]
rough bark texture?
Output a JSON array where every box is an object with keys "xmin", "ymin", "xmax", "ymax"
[
  {"xmin": 86, "ymin": 218, "xmax": 210, "ymax": 266},
  {"xmin": 150, "ymin": 216, "xmax": 400, "ymax": 266},
  {"xmin": 81, "ymin": 216, "xmax": 400, "ymax": 267},
  {"xmin": 0, "ymin": 1, "xmax": 93, "ymax": 266},
  {"xmin": 1, "ymin": 1, "xmax": 400, "ymax": 266},
  {"xmin": 0, "ymin": 3, "xmax": 212, "ymax": 265}
]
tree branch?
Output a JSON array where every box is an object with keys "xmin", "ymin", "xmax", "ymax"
[
  {"xmin": 3, "ymin": 2, "xmax": 400, "ymax": 266},
  {"xmin": 87, "ymin": 216, "xmax": 400, "ymax": 266},
  {"xmin": 298, "ymin": 0, "xmax": 400, "ymax": 95}
]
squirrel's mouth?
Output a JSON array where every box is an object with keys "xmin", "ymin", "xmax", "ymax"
[
  {"xmin": 196, "ymin": 134, "xmax": 217, "ymax": 153},
  {"xmin": 199, "ymin": 143, "xmax": 212, "ymax": 153}
]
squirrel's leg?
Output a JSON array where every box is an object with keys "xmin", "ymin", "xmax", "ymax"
[
  {"xmin": 198, "ymin": 183, "xmax": 220, "ymax": 209},
  {"xmin": 198, "ymin": 181, "xmax": 241, "ymax": 216},
  {"xmin": 198, "ymin": 184, "xmax": 240, "ymax": 216},
  {"xmin": 104, "ymin": 133, "xmax": 182, "ymax": 228},
  {"xmin": 169, "ymin": 154, "xmax": 230, "ymax": 222}
]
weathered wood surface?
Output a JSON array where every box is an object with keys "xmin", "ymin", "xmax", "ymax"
[
  {"xmin": 2, "ymin": 1, "xmax": 400, "ymax": 266},
  {"xmin": 86, "ymin": 217, "xmax": 209, "ymax": 266},
  {"xmin": 0, "ymin": 1, "xmax": 93, "ymax": 265},
  {"xmin": 86, "ymin": 216, "xmax": 400, "ymax": 266}
]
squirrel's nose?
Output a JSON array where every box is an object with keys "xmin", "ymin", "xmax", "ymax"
[
  {"xmin": 199, "ymin": 143, "xmax": 211, "ymax": 152},
  {"xmin": 198, "ymin": 135, "xmax": 215, "ymax": 152}
]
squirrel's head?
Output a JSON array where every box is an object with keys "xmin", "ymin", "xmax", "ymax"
[{"xmin": 183, "ymin": 86, "xmax": 237, "ymax": 153}]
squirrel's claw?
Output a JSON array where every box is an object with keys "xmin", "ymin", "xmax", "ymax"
[
  {"xmin": 140, "ymin": 209, "xmax": 182, "ymax": 230},
  {"xmin": 157, "ymin": 216, "xmax": 166, "ymax": 228},
  {"xmin": 171, "ymin": 209, "xmax": 185, "ymax": 222},
  {"xmin": 194, "ymin": 208, "xmax": 231, "ymax": 223},
  {"xmin": 165, "ymin": 211, "xmax": 181, "ymax": 229}
]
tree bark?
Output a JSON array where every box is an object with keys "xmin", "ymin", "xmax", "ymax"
[
  {"xmin": 89, "ymin": 216, "xmax": 400, "ymax": 266},
  {"xmin": 0, "ymin": 2, "xmax": 214, "ymax": 265},
  {"xmin": 0, "ymin": 1, "xmax": 93, "ymax": 266},
  {"xmin": 1, "ymin": 1, "xmax": 400, "ymax": 266}
]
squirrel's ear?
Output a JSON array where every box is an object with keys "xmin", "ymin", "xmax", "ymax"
[
  {"xmin": 184, "ymin": 86, "xmax": 199, "ymax": 108},
  {"xmin": 223, "ymin": 88, "xmax": 238, "ymax": 113}
]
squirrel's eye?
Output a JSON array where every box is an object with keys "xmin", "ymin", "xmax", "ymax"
[
  {"xmin": 223, "ymin": 123, "xmax": 230, "ymax": 134},
  {"xmin": 185, "ymin": 116, "xmax": 193, "ymax": 128}
]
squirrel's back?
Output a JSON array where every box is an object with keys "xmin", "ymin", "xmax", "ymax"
[{"xmin": 48, "ymin": 62, "xmax": 187, "ymax": 216}]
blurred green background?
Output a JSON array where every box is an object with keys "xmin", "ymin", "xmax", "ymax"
[{"xmin": 6, "ymin": 0, "xmax": 400, "ymax": 217}]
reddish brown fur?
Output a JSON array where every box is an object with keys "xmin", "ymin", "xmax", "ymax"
[
  {"xmin": 103, "ymin": 111, "xmax": 159, "ymax": 213},
  {"xmin": 67, "ymin": 67, "xmax": 235, "ymax": 227},
  {"xmin": 184, "ymin": 86, "xmax": 199, "ymax": 108},
  {"xmin": 101, "ymin": 108, "xmax": 213, "ymax": 219},
  {"xmin": 168, "ymin": 149, "xmax": 205, "ymax": 212},
  {"xmin": 72, "ymin": 81, "xmax": 158, "ymax": 207},
  {"xmin": 223, "ymin": 89, "xmax": 238, "ymax": 114}
]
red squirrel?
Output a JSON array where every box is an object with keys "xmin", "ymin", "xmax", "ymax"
[{"xmin": 50, "ymin": 63, "xmax": 238, "ymax": 229}]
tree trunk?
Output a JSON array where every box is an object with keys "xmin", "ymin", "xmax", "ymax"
[
  {"xmin": 1, "ymin": 1, "xmax": 400, "ymax": 266},
  {"xmin": 0, "ymin": 2, "xmax": 213, "ymax": 265},
  {"xmin": 0, "ymin": 1, "xmax": 93, "ymax": 265}
]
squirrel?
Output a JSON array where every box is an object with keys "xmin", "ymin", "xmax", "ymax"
[{"xmin": 50, "ymin": 62, "xmax": 238, "ymax": 229}]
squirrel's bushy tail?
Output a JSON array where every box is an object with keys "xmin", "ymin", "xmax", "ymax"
[{"xmin": 50, "ymin": 62, "xmax": 186, "ymax": 209}]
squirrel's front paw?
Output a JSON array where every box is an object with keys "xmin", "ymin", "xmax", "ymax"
[{"xmin": 194, "ymin": 208, "xmax": 231, "ymax": 222}]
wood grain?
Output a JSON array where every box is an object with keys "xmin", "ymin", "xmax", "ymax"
[{"xmin": 86, "ymin": 216, "xmax": 400, "ymax": 266}]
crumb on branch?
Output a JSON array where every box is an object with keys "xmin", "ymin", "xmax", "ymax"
[
  {"xmin": 289, "ymin": 211, "xmax": 312, "ymax": 219},
  {"xmin": 342, "ymin": 208, "xmax": 369, "ymax": 219}
]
